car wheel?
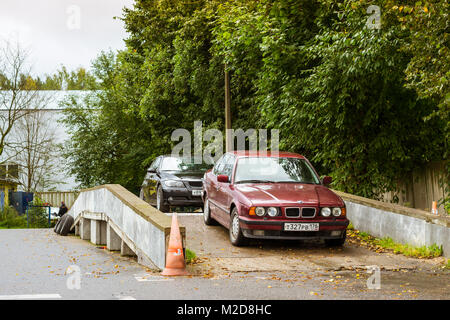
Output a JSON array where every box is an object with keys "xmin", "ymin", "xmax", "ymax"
[
  {"xmin": 203, "ymin": 196, "xmax": 217, "ymax": 226},
  {"xmin": 229, "ymin": 207, "xmax": 247, "ymax": 246},
  {"xmin": 156, "ymin": 185, "xmax": 169, "ymax": 213},
  {"xmin": 59, "ymin": 215, "xmax": 74, "ymax": 236},
  {"xmin": 325, "ymin": 232, "xmax": 346, "ymax": 247}
]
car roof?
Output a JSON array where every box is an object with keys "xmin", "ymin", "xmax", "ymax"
[
  {"xmin": 160, "ymin": 155, "xmax": 198, "ymax": 159},
  {"xmin": 227, "ymin": 150, "xmax": 306, "ymax": 159}
]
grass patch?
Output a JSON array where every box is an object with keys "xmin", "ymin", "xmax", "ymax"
[
  {"xmin": 347, "ymin": 229, "xmax": 443, "ymax": 259},
  {"xmin": 185, "ymin": 248, "xmax": 197, "ymax": 264},
  {"xmin": 376, "ymin": 237, "xmax": 442, "ymax": 258}
]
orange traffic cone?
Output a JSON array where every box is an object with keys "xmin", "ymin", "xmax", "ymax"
[
  {"xmin": 161, "ymin": 213, "xmax": 190, "ymax": 276},
  {"xmin": 431, "ymin": 201, "xmax": 438, "ymax": 215}
]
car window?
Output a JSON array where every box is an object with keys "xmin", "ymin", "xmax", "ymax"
[
  {"xmin": 160, "ymin": 157, "xmax": 211, "ymax": 172},
  {"xmin": 149, "ymin": 157, "xmax": 161, "ymax": 172},
  {"xmin": 222, "ymin": 155, "xmax": 235, "ymax": 178},
  {"xmin": 234, "ymin": 157, "xmax": 320, "ymax": 184},
  {"xmin": 213, "ymin": 154, "xmax": 226, "ymax": 175},
  {"xmin": 145, "ymin": 157, "xmax": 161, "ymax": 179}
]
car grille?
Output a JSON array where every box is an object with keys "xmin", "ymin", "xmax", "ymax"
[
  {"xmin": 285, "ymin": 208, "xmax": 300, "ymax": 218},
  {"xmin": 187, "ymin": 181, "xmax": 203, "ymax": 188},
  {"xmin": 284, "ymin": 207, "xmax": 316, "ymax": 218},
  {"xmin": 170, "ymin": 197, "xmax": 188, "ymax": 201},
  {"xmin": 301, "ymin": 208, "xmax": 316, "ymax": 218},
  {"xmin": 280, "ymin": 231, "xmax": 328, "ymax": 237}
]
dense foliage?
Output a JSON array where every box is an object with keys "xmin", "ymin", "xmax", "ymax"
[
  {"xmin": 0, "ymin": 207, "xmax": 27, "ymax": 229},
  {"xmin": 0, "ymin": 197, "xmax": 51, "ymax": 229},
  {"xmin": 61, "ymin": 0, "xmax": 448, "ymax": 200},
  {"xmin": 0, "ymin": 65, "xmax": 98, "ymax": 91}
]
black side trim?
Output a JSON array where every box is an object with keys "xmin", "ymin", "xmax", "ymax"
[{"xmin": 209, "ymin": 199, "xmax": 229, "ymax": 214}]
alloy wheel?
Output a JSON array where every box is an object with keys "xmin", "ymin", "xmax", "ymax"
[
  {"xmin": 203, "ymin": 199, "xmax": 209, "ymax": 222},
  {"xmin": 231, "ymin": 214, "xmax": 240, "ymax": 240}
]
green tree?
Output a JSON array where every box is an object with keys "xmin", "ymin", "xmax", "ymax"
[
  {"xmin": 213, "ymin": 0, "xmax": 445, "ymax": 197},
  {"xmin": 399, "ymin": 0, "xmax": 449, "ymax": 209},
  {"xmin": 61, "ymin": 52, "xmax": 154, "ymax": 192},
  {"xmin": 40, "ymin": 66, "xmax": 98, "ymax": 90},
  {"xmin": 61, "ymin": 0, "xmax": 447, "ymax": 202}
]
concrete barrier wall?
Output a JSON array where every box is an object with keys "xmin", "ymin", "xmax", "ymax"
[
  {"xmin": 334, "ymin": 190, "xmax": 450, "ymax": 258},
  {"xmin": 68, "ymin": 184, "xmax": 185, "ymax": 270}
]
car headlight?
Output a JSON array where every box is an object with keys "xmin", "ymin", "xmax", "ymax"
[
  {"xmin": 267, "ymin": 207, "xmax": 278, "ymax": 217},
  {"xmin": 321, "ymin": 207, "xmax": 331, "ymax": 217},
  {"xmin": 332, "ymin": 207, "xmax": 342, "ymax": 217},
  {"xmin": 164, "ymin": 180, "xmax": 184, "ymax": 188},
  {"xmin": 255, "ymin": 207, "xmax": 266, "ymax": 217}
]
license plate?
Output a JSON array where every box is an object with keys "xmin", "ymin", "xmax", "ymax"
[
  {"xmin": 284, "ymin": 223, "xmax": 319, "ymax": 232},
  {"xmin": 192, "ymin": 190, "xmax": 202, "ymax": 196}
]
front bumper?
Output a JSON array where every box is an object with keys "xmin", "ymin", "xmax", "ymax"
[
  {"xmin": 239, "ymin": 217, "xmax": 348, "ymax": 240},
  {"xmin": 162, "ymin": 187, "xmax": 203, "ymax": 206}
]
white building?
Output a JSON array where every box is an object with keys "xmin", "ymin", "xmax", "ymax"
[{"xmin": 0, "ymin": 90, "xmax": 91, "ymax": 191}]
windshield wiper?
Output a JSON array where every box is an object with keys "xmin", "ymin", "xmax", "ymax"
[{"xmin": 235, "ymin": 180, "xmax": 276, "ymax": 184}]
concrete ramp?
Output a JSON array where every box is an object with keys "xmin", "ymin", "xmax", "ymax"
[{"xmin": 68, "ymin": 184, "xmax": 185, "ymax": 270}]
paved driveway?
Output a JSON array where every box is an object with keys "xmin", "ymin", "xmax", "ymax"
[{"xmin": 0, "ymin": 220, "xmax": 448, "ymax": 300}]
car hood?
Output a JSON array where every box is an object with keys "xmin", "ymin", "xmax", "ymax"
[
  {"xmin": 160, "ymin": 171, "xmax": 204, "ymax": 181},
  {"xmin": 234, "ymin": 183, "xmax": 344, "ymax": 207}
]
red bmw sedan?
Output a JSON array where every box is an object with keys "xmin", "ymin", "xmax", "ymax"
[{"xmin": 202, "ymin": 151, "xmax": 349, "ymax": 246}]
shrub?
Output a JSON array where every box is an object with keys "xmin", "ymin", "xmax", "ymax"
[
  {"xmin": 26, "ymin": 197, "xmax": 51, "ymax": 228},
  {"xmin": 0, "ymin": 207, "xmax": 27, "ymax": 229}
]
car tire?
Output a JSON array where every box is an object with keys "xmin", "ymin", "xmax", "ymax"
[
  {"xmin": 59, "ymin": 215, "xmax": 74, "ymax": 236},
  {"xmin": 55, "ymin": 215, "xmax": 67, "ymax": 234},
  {"xmin": 203, "ymin": 196, "xmax": 217, "ymax": 226},
  {"xmin": 156, "ymin": 185, "xmax": 170, "ymax": 213},
  {"xmin": 325, "ymin": 232, "xmax": 346, "ymax": 247},
  {"xmin": 229, "ymin": 207, "xmax": 247, "ymax": 246},
  {"xmin": 54, "ymin": 217, "xmax": 62, "ymax": 233}
]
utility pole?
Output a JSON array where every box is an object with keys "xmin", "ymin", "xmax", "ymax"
[{"xmin": 225, "ymin": 65, "xmax": 232, "ymax": 152}]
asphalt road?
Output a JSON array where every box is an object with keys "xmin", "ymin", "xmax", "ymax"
[{"xmin": 0, "ymin": 215, "xmax": 448, "ymax": 300}]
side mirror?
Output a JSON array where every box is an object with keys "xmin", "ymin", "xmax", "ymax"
[
  {"xmin": 322, "ymin": 176, "xmax": 332, "ymax": 186},
  {"xmin": 217, "ymin": 174, "xmax": 229, "ymax": 183}
]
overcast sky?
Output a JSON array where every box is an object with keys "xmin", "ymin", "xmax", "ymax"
[{"xmin": 0, "ymin": 0, "xmax": 134, "ymax": 77}]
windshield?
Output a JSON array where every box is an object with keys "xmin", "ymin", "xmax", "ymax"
[
  {"xmin": 160, "ymin": 157, "xmax": 211, "ymax": 172},
  {"xmin": 234, "ymin": 157, "xmax": 320, "ymax": 184}
]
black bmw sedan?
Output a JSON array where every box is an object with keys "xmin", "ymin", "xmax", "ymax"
[{"xmin": 139, "ymin": 155, "xmax": 212, "ymax": 212}]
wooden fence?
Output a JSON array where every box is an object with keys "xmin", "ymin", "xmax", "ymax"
[
  {"xmin": 35, "ymin": 191, "xmax": 79, "ymax": 208},
  {"xmin": 381, "ymin": 161, "xmax": 448, "ymax": 215}
]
